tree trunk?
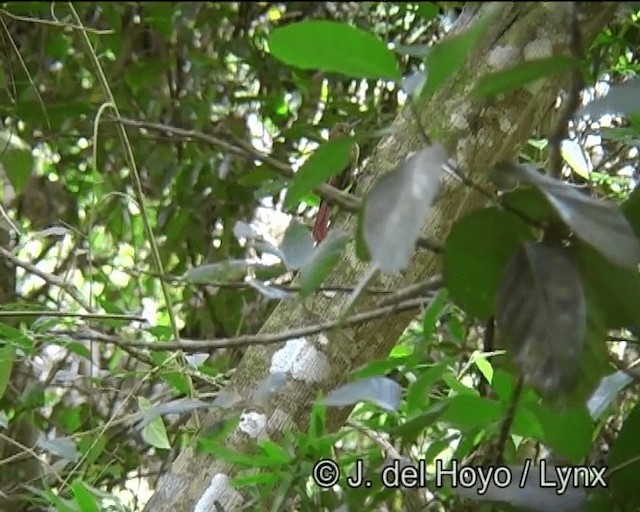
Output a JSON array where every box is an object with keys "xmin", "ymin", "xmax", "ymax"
[{"xmin": 144, "ymin": 3, "xmax": 619, "ymax": 511}]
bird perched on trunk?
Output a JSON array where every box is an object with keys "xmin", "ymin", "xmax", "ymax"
[{"xmin": 312, "ymin": 122, "xmax": 360, "ymax": 243}]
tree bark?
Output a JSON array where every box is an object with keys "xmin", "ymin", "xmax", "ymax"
[{"xmin": 144, "ymin": 3, "xmax": 619, "ymax": 511}]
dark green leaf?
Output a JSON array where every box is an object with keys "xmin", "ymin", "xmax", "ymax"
[
  {"xmin": 392, "ymin": 401, "xmax": 449, "ymax": 443},
  {"xmin": 498, "ymin": 163, "xmax": 640, "ymax": 270},
  {"xmin": 444, "ymin": 208, "xmax": 534, "ymax": 318},
  {"xmin": 0, "ymin": 344, "xmax": 15, "ymax": 400},
  {"xmin": 268, "ymin": 21, "xmax": 401, "ymax": 80},
  {"xmin": 0, "ymin": 131, "xmax": 33, "ymax": 195},
  {"xmin": 299, "ymin": 230, "xmax": 350, "ymax": 296},
  {"xmin": 496, "ymin": 242, "xmax": 586, "ymax": 395},
  {"xmin": 472, "ymin": 56, "xmax": 580, "ymax": 97},
  {"xmin": 438, "ymin": 394, "xmax": 503, "ymax": 430}
]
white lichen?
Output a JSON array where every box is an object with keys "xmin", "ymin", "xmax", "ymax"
[
  {"xmin": 499, "ymin": 116, "xmax": 512, "ymax": 133},
  {"xmin": 239, "ymin": 411, "xmax": 268, "ymax": 439},
  {"xmin": 270, "ymin": 338, "xmax": 331, "ymax": 383},
  {"xmin": 523, "ymin": 38, "xmax": 553, "ymax": 61},
  {"xmin": 194, "ymin": 474, "xmax": 244, "ymax": 512},
  {"xmin": 487, "ymin": 45, "xmax": 519, "ymax": 71}
]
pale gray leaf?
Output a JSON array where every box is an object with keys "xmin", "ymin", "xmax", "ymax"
[
  {"xmin": 402, "ymin": 70, "xmax": 427, "ymax": 97},
  {"xmin": 365, "ymin": 144, "xmax": 447, "ymax": 272},
  {"xmin": 508, "ymin": 163, "xmax": 640, "ymax": 270},
  {"xmin": 454, "ymin": 463, "xmax": 586, "ymax": 511},
  {"xmin": 185, "ymin": 353, "xmax": 209, "ymax": 367},
  {"xmin": 280, "ymin": 221, "xmax": 315, "ymax": 270},
  {"xmin": 37, "ymin": 437, "xmax": 80, "ymax": 462},
  {"xmin": 140, "ymin": 398, "xmax": 213, "ymax": 429},
  {"xmin": 323, "ymin": 376, "xmax": 401, "ymax": 412},
  {"xmin": 579, "ymin": 78, "xmax": 640, "ymax": 119},
  {"xmin": 252, "ymin": 372, "xmax": 288, "ymax": 406},
  {"xmin": 587, "ymin": 370, "xmax": 633, "ymax": 420},
  {"xmin": 496, "ymin": 242, "xmax": 586, "ymax": 395},
  {"xmin": 233, "ymin": 220, "xmax": 258, "ymax": 240},
  {"xmin": 183, "ymin": 260, "xmax": 249, "ymax": 283},
  {"xmin": 247, "ymin": 279, "xmax": 292, "ymax": 300}
]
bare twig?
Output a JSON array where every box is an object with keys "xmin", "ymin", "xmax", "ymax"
[{"xmin": 53, "ymin": 296, "xmax": 430, "ymax": 352}]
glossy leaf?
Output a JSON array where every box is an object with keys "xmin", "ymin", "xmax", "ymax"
[
  {"xmin": 269, "ymin": 21, "xmax": 401, "ymax": 80},
  {"xmin": 364, "ymin": 144, "xmax": 447, "ymax": 272}
]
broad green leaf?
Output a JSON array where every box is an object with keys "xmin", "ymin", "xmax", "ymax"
[
  {"xmin": 268, "ymin": 21, "xmax": 401, "ymax": 80},
  {"xmin": 421, "ymin": 289, "xmax": 448, "ymax": 337},
  {"xmin": 421, "ymin": 10, "xmax": 494, "ymax": 99},
  {"xmin": 0, "ymin": 344, "xmax": 15, "ymax": 400},
  {"xmin": 259, "ymin": 440, "xmax": 291, "ymax": 465},
  {"xmin": 472, "ymin": 56, "xmax": 580, "ymax": 97},
  {"xmin": 528, "ymin": 402, "xmax": 593, "ymax": 462},
  {"xmin": 139, "ymin": 397, "xmax": 171, "ymax": 450},
  {"xmin": 444, "ymin": 208, "xmax": 534, "ymax": 318},
  {"xmin": 415, "ymin": 3, "xmax": 439, "ymax": 21},
  {"xmin": 438, "ymin": 394, "xmax": 503, "ymax": 430},
  {"xmin": 607, "ymin": 401, "xmax": 640, "ymax": 505},
  {"xmin": 406, "ymin": 362, "xmax": 451, "ymax": 413},
  {"xmin": 298, "ymin": 230, "xmax": 350, "ymax": 296},
  {"xmin": 575, "ymin": 240, "xmax": 640, "ymax": 330},
  {"xmin": 284, "ymin": 138, "xmax": 354, "ymax": 208},
  {"xmin": 71, "ymin": 480, "xmax": 100, "ymax": 512},
  {"xmin": 496, "ymin": 243, "xmax": 586, "ymax": 395},
  {"xmin": 392, "ymin": 401, "xmax": 449, "ymax": 444},
  {"xmin": 364, "ymin": 144, "xmax": 447, "ymax": 272},
  {"xmin": 0, "ymin": 130, "xmax": 34, "ymax": 194}
]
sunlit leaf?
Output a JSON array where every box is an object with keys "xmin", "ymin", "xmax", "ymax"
[
  {"xmin": 496, "ymin": 242, "xmax": 586, "ymax": 395},
  {"xmin": 71, "ymin": 480, "xmax": 100, "ymax": 512},
  {"xmin": 322, "ymin": 376, "xmax": 401, "ymax": 412},
  {"xmin": 561, "ymin": 139, "xmax": 591, "ymax": 179},
  {"xmin": 139, "ymin": 397, "xmax": 171, "ymax": 450},
  {"xmin": 268, "ymin": 21, "xmax": 401, "ymax": 80},
  {"xmin": 284, "ymin": 138, "xmax": 354, "ymax": 208},
  {"xmin": 364, "ymin": 144, "xmax": 447, "ymax": 272}
]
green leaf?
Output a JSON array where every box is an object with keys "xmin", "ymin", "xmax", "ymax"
[
  {"xmin": 259, "ymin": 440, "xmax": 291, "ymax": 465},
  {"xmin": 392, "ymin": 401, "xmax": 449, "ymax": 443},
  {"xmin": 139, "ymin": 397, "xmax": 171, "ymax": 450},
  {"xmin": 421, "ymin": 10, "xmax": 494, "ymax": 99},
  {"xmin": 299, "ymin": 230, "xmax": 350, "ymax": 296},
  {"xmin": 575, "ymin": 241, "xmax": 640, "ymax": 330},
  {"xmin": 0, "ymin": 130, "xmax": 34, "ymax": 194},
  {"xmin": 472, "ymin": 56, "xmax": 580, "ymax": 97},
  {"xmin": 268, "ymin": 21, "xmax": 401, "ymax": 80},
  {"xmin": 528, "ymin": 402, "xmax": 593, "ymax": 462},
  {"xmin": 284, "ymin": 138, "xmax": 354, "ymax": 208},
  {"xmin": 71, "ymin": 480, "xmax": 100, "ymax": 512},
  {"xmin": 184, "ymin": 260, "xmax": 250, "ymax": 283},
  {"xmin": 415, "ymin": 3, "xmax": 439, "ymax": 21},
  {"xmin": 607, "ymin": 402, "xmax": 640, "ymax": 505},
  {"xmin": 439, "ymin": 394, "xmax": 503, "ymax": 430},
  {"xmin": 444, "ymin": 208, "xmax": 534, "ymax": 318},
  {"xmin": 0, "ymin": 344, "xmax": 15, "ymax": 400},
  {"xmin": 406, "ymin": 362, "xmax": 451, "ymax": 413}
]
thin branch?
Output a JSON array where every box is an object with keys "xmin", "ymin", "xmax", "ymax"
[
  {"xmin": 54, "ymin": 296, "xmax": 430, "ymax": 353},
  {"xmin": 547, "ymin": 2, "xmax": 584, "ymax": 179},
  {"xmin": 376, "ymin": 275, "xmax": 443, "ymax": 307},
  {"xmin": 0, "ymin": 246, "xmax": 92, "ymax": 311}
]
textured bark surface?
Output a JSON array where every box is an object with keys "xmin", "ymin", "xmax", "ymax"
[{"xmin": 145, "ymin": 3, "xmax": 619, "ymax": 510}]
